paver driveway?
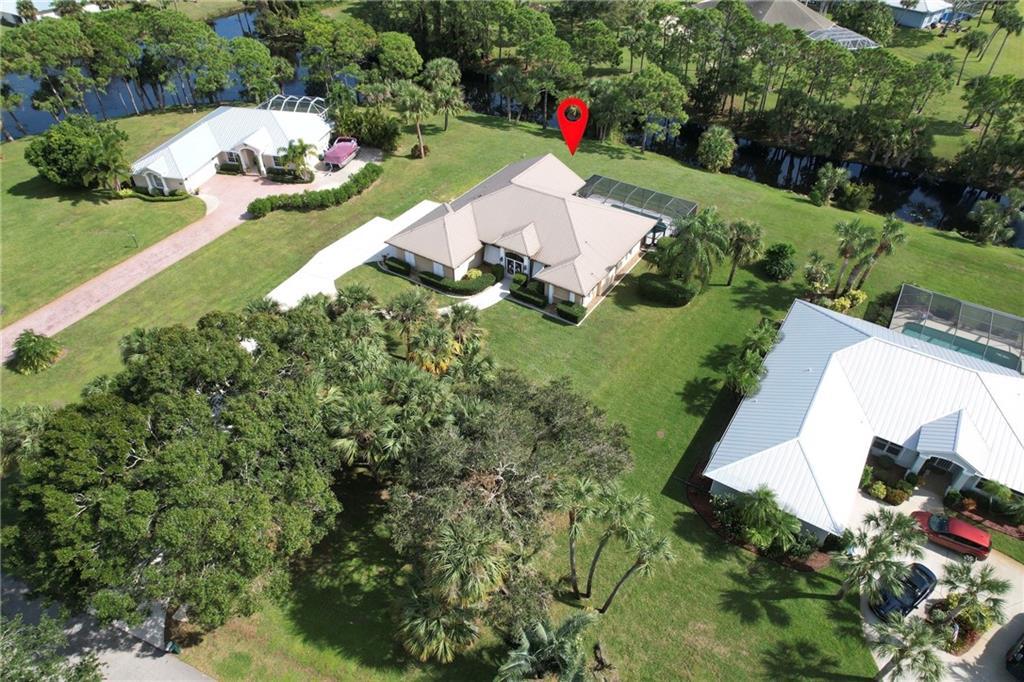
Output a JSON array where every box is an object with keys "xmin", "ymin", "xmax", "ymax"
[
  {"xmin": 0, "ymin": 151, "xmax": 380, "ymax": 361},
  {"xmin": 849, "ymin": 476, "xmax": 1024, "ymax": 681}
]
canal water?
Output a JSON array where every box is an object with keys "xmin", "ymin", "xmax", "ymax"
[{"xmin": 3, "ymin": 11, "xmax": 1019, "ymax": 244}]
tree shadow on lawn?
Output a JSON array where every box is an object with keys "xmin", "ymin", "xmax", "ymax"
[
  {"xmin": 677, "ymin": 375, "xmax": 720, "ymax": 416},
  {"xmin": 760, "ymin": 637, "xmax": 872, "ymax": 681},
  {"xmin": 460, "ymin": 114, "xmax": 642, "ymax": 161},
  {"xmin": 6, "ymin": 176, "xmax": 112, "ymax": 206},
  {"xmin": 730, "ymin": 279, "xmax": 802, "ymax": 317},
  {"xmin": 661, "ymin": 387, "xmax": 738, "ymax": 505},
  {"xmin": 718, "ymin": 564, "xmax": 835, "ymax": 627},
  {"xmin": 283, "ymin": 474, "xmax": 497, "ymax": 679}
]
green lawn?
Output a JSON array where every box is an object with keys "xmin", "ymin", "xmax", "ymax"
[
  {"xmin": 0, "ymin": 110, "xmax": 209, "ymax": 324},
  {"xmin": 169, "ymin": 0, "xmax": 243, "ymax": 21},
  {"xmin": 887, "ymin": 0, "xmax": 1024, "ymax": 160},
  {"xmin": 3, "ymin": 111, "xmax": 1023, "ymax": 679},
  {"xmin": 335, "ymin": 263, "xmax": 458, "ymax": 306}
]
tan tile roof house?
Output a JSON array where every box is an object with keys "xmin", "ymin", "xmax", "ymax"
[{"xmin": 386, "ymin": 154, "xmax": 657, "ymax": 309}]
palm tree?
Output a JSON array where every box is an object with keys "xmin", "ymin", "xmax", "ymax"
[
  {"xmin": 333, "ymin": 283, "xmax": 377, "ymax": 315},
  {"xmin": 493, "ymin": 64, "xmax": 524, "ymax": 121},
  {"xmin": 803, "ymin": 251, "xmax": 833, "ymax": 300},
  {"xmin": 869, "ymin": 614, "xmax": 944, "ymax": 682},
  {"xmin": 0, "ymin": 404, "xmax": 52, "ymax": 476},
  {"xmin": 324, "ymin": 391, "xmax": 400, "ymax": 473},
  {"xmin": 658, "ymin": 208, "xmax": 727, "ymax": 287},
  {"xmin": 276, "ymin": 138, "xmax": 316, "ymax": 179},
  {"xmin": 735, "ymin": 485, "xmax": 801, "ymax": 551},
  {"xmin": 427, "ymin": 519, "xmax": 509, "ymax": 607},
  {"xmin": 742, "ymin": 319, "xmax": 779, "ymax": 356},
  {"xmin": 970, "ymin": 199, "xmax": 1015, "ymax": 245},
  {"xmin": 583, "ymin": 487, "xmax": 653, "ymax": 599},
  {"xmin": 409, "ymin": 319, "xmax": 460, "ymax": 375},
  {"xmin": 724, "ymin": 348, "xmax": 765, "ymax": 397},
  {"xmin": 556, "ymin": 477, "xmax": 599, "ymax": 598},
  {"xmin": 852, "ymin": 216, "xmax": 907, "ymax": 292},
  {"xmin": 432, "ymin": 82, "xmax": 464, "ymax": 132},
  {"xmin": 397, "ymin": 589, "xmax": 479, "ymax": 664},
  {"xmin": 9, "ymin": 330, "xmax": 61, "ymax": 375},
  {"xmin": 939, "ymin": 561, "xmax": 1010, "ymax": 624},
  {"xmin": 83, "ymin": 128, "xmax": 131, "ymax": 192},
  {"xmin": 986, "ymin": 4, "xmax": 1023, "ymax": 76},
  {"xmin": 725, "ymin": 220, "xmax": 765, "ymax": 286},
  {"xmin": 833, "ymin": 528, "xmax": 909, "ymax": 602},
  {"xmin": 495, "ymin": 613, "xmax": 597, "ymax": 682},
  {"xmin": 863, "ymin": 508, "xmax": 925, "ymax": 558},
  {"xmin": 387, "ymin": 289, "xmax": 433, "ymax": 358},
  {"xmin": 955, "ymin": 29, "xmax": 988, "ymax": 85},
  {"xmin": 598, "ymin": 527, "xmax": 675, "ymax": 614},
  {"xmin": 832, "ymin": 219, "xmax": 875, "ymax": 298},
  {"xmin": 394, "ymin": 80, "xmax": 435, "ymax": 159},
  {"xmin": 445, "ymin": 303, "xmax": 482, "ymax": 346}
]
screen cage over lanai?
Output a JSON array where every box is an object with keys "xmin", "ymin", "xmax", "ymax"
[{"xmin": 576, "ymin": 175, "xmax": 698, "ymax": 246}]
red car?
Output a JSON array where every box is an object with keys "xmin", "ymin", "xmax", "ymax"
[{"xmin": 911, "ymin": 511, "xmax": 991, "ymax": 561}]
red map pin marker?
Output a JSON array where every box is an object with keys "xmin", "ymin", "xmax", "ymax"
[{"xmin": 556, "ymin": 97, "xmax": 589, "ymax": 156}]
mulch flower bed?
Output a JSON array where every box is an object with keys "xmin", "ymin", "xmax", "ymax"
[
  {"xmin": 957, "ymin": 509, "xmax": 1024, "ymax": 540},
  {"xmin": 686, "ymin": 459, "xmax": 831, "ymax": 573},
  {"xmin": 926, "ymin": 599, "xmax": 983, "ymax": 656}
]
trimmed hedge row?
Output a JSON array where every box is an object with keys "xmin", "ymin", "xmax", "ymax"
[
  {"xmin": 123, "ymin": 188, "xmax": 189, "ymax": 202},
  {"xmin": 638, "ymin": 273, "xmax": 698, "ymax": 306},
  {"xmin": 419, "ymin": 269, "xmax": 496, "ymax": 295},
  {"xmin": 247, "ymin": 163, "xmax": 383, "ymax": 219},
  {"xmin": 556, "ymin": 302, "xmax": 587, "ymax": 323},
  {"xmin": 510, "ymin": 280, "xmax": 546, "ymax": 307},
  {"xmin": 217, "ymin": 162, "xmax": 243, "ymax": 175},
  {"xmin": 267, "ymin": 168, "xmax": 313, "ymax": 184},
  {"xmin": 383, "ymin": 256, "xmax": 411, "ymax": 276}
]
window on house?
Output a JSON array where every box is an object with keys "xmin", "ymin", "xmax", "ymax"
[
  {"xmin": 225, "ymin": 152, "xmax": 240, "ymax": 164},
  {"xmin": 871, "ymin": 437, "xmax": 904, "ymax": 458},
  {"xmin": 272, "ymin": 155, "xmax": 286, "ymax": 168}
]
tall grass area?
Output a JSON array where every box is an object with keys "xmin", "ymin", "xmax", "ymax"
[
  {"xmin": 3, "ymin": 111, "xmax": 1022, "ymax": 680},
  {"xmin": 0, "ymin": 109, "xmax": 209, "ymax": 323}
]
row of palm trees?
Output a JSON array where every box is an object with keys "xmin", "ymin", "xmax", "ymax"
[
  {"xmin": 803, "ymin": 215, "xmax": 908, "ymax": 303},
  {"xmin": 834, "ymin": 508, "xmax": 1011, "ymax": 681},
  {"xmin": 557, "ymin": 479, "xmax": 675, "ymax": 614},
  {"xmin": 654, "ymin": 207, "xmax": 765, "ymax": 289}
]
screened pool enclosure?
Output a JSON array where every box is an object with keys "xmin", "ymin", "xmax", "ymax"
[
  {"xmin": 576, "ymin": 176, "xmax": 698, "ymax": 246},
  {"xmin": 891, "ymin": 284, "xmax": 1024, "ymax": 372}
]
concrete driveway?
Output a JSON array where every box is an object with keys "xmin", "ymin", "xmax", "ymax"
[
  {"xmin": 0, "ymin": 149, "xmax": 381, "ymax": 361},
  {"xmin": 2, "ymin": 577, "xmax": 211, "ymax": 681},
  {"xmin": 848, "ymin": 478, "xmax": 1024, "ymax": 681}
]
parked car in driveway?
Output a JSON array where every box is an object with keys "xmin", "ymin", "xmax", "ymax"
[
  {"xmin": 911, "ymin": 511, "xmax": 992, "ymax": 560},
  {"xmin": 869, "ymin": 562, "xmax": 937, "ymax": 621},
  {"xmin": 1007, "ymin": 630, "xmax": 1024, "ymax": 680}
]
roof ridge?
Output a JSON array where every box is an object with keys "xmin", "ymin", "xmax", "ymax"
[
  {"xmin": 792, "ymin": 439, "xmax": 841, "ymax": 532},
  {"xmin": 975, "ymin": 374, "xmax": 1024, "ymax": 453}
]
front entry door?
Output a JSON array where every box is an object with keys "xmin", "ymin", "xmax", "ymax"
[
  {"xmin": 241, "ymin": 149, "xmax": 260, "ymax": 175},
  {"xmin": 505, "ymin": 253, "xmax": 526, "ymax": 276}
]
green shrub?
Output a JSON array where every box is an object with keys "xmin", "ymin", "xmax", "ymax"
[
  {"xmin": 267, "ymin": 168, "xmax": 313, "ymax": 184},
  {"xmin": 904, "ymin": 471, "xmax": 918, "ymax": 486},
  {"xmin": 860, "ymin": 465, "xmax": 874, "ymax": 489},
  {"xmin": 512, "ymin": 272, "xmax": 527, "ymax": 286},
  {"xmin": 25, "ymin": 114, "xmax": 127, "ymax": 188},
  {"xmin": 885, "ymin": 488, "xmax": 911, "ymax": 505},
  {"xmin": 944, "ymin": 489, "xmax": 963, "ymax": 510},
  {"xmin": 894, "ymin": 479, "xmax": 914, "ymax": 494},
  {"xmin": 867, "ymin": 480, "xmax": 888, "ymax": 501},
  {"xmin": 556, "ymin": 302, "xmax": 587, "ymax": 324},
  {"xmin": 637, "ymin": 273, "xmax": 698, "ymax": 306},
  {"xmin": 787, "ymin": 530, "xmax": 820, "ymax": 561},
  {"xmin": 762, "ymin": 242, "xmax": 797, "ymax": 281},
  {"xmin": 836, "ymin": 181, "xmax": 874, "ymax": 212},
  {"xmin": 246, "ymin": 163, "xmax": 383, "ymax": 218},
  {"xmin": 419, "ymin": 269, "xmax": 496, "ymax": 295},
  {"xmin": 696, "ymin": 125, "xmax": 737, "ymax": 173},
  {"xmin": 333, "ymin": 107, "xmax": 401, "ymax": 152},
  {"xmin": 217, "ymin": 162, "xmax": 242, "ymax": 175},
  {"xmin": 384, "ymin": 256, "xmax": 412, "ymax": 276},
  {"xmin": 411, "ymin": 144, "xmax": 430, "ymax": 159},
  {"xmin": 8, "ymin": 330, "xmax": 62, "ymax": 374},
  {"xmin": 465, "ymin": 268, "xmax": 482, "ymax": 280},
  {"xmin": 129, "ymin": 188, "xmax": 190, "ymax": 203},
  {"xmin": 510, "ymin": 280, "xmax": 547, "ymax": 307}
]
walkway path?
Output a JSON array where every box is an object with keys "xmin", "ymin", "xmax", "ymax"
[
  {"xmin": 438, "ymin": 278, "xmax": 510, "ymax": 315},
  {"xmin": 268, "ymin": 200, "xmax": 439, "ymax": 308},
  {"xmin": 0, "ymin": 150, "xmax": 379, "ymax": 361},
  {"xmin": 2, "ymin": 577, "xmax": 211, "ymax": 682}
]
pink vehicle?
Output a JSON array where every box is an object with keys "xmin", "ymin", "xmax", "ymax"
[{"xmin": 324, "ymin": 136, "xmax": 359, "ymax": 170}]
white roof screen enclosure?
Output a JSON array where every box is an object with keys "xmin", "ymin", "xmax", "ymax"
[
  {"xmin": 258, "ymin": 95, "xmax": 328, "ymax": 118},
  {"xmin": 890, "ymin": 284, "xmax": 1024, "ymax": 373},
  {"xmin": 576, "ymin": 175, "xmax": 698, "ymax": 232}
]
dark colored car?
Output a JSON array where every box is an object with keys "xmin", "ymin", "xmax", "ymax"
[
  {"xmin": 911, "ymin": 511, "xmax": 992, "ymax": 561},
  {"xmin": 869, "ymin": 562, "xmax": 937, "ymax": 621},
  {"xmin": 1007, "ymin": 630, "xmax": 1024, "ymax": 680}
]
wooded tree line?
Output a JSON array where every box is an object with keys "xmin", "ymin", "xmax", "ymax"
[
  {"xmin": 0, "ymin": 287, "xmax": 636, "ymax": 666},
  {"xmin": 363, "ymin": 0, "xmax": 1024, "ymax": 189}
]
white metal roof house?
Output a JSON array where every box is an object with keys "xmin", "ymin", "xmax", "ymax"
[
  {"xmin": 883, "ymin": 0, "xmax": 953, "ymax": 29},
  {"xmin": 130, "ymin": 103, "xmax": 331, "ymax": 195},
  {"xmin": 692, "ymin": 0, "xmax": 879, "ymax": 50},
  {"xmin": 386, "ymin": 154, "xmax": 660, "ymax": 310},
  {"xmin": 704, "ymin": 299, "xmax": 1024, "ymax": 541}
]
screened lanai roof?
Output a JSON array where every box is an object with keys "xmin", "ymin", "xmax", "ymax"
[
  {"xmin": 807, "ymin": 26, "xmax": 879, "ymax": 50},
  {"xmin": 258, "ymin": 95, "xmax": 328, "ymax": 117},
  {"xmin": 576, "ymin": 175, "xmax": 698, "ymax": 228}
]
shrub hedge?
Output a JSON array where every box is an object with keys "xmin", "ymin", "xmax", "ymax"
[
  {"xmin": 266, "ymin": 168, "xmax": 313, "ymax": 184},
  {"xmin": 383, "ymin": 256, "xmax": 411, "ymax": 276},
  {"xmin": 419, "ymin": 269, "xmax": 496, "ymax": 295},
  {"xmin": 127, "ymin": 188, "xmax": 189, "ymax": 202},
  {"xmin": 762, "ymin": 242, "xmax": 797, "ymax": 281},
  {"xmin": 247, "ymin": 163, "xmax": 383, "ymax": 219},
  {"xmin": 556, "ymin": 302, "xmax": 587, "ymax": 323},
  {"xmin": 217, "ymin": 162, "xmax": 243, "ymax": 175},
  {"xmin": 510, "ymin": 279, "xmax": 546, "ymax": 307},
  {"xmin": 637, "ymin": 273, "xmax": 698, "ymax": 306}
]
